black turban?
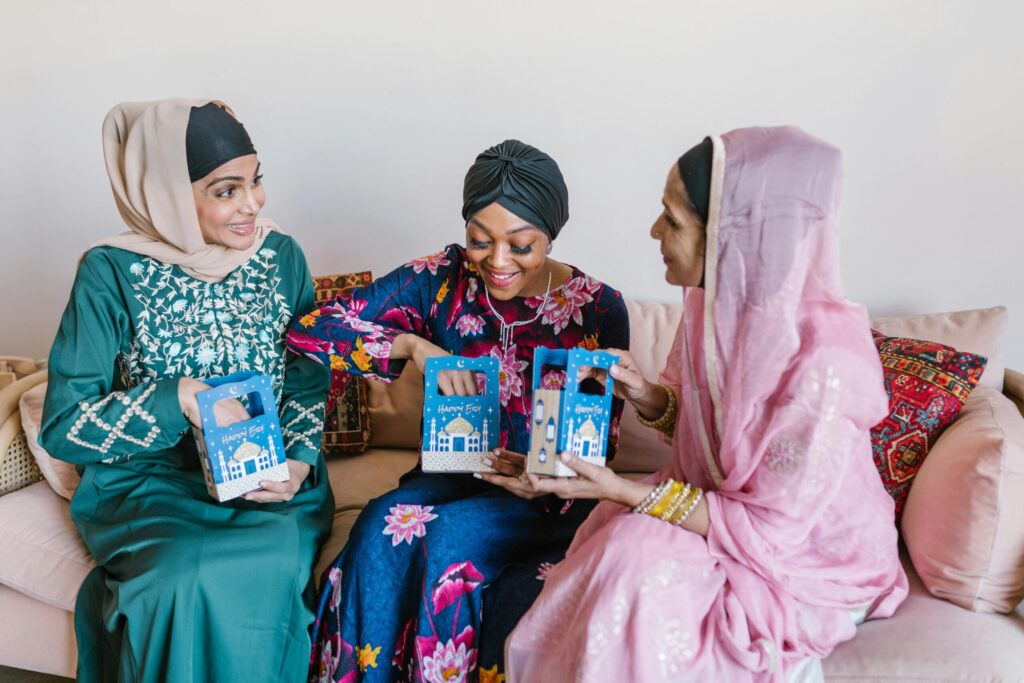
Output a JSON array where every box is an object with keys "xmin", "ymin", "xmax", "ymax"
[
  {"xmin": 462, "ymin": 139, "xmax": 569, "ymax": 240},
  {"xmin": 676, "ymin": 137, "xmax": 713, "ymax": 223},
  {"xmin": 186, "ymin": 102, "xmax": 257, "ymax": 182}
]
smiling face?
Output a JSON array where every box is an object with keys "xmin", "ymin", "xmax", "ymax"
[
  {"xmin": 650, "ymin": 164, "xmax": 706, "ymax": 287},
  {"xmin": 191, "ymin": 154, "xmax": 265, "ymax": 250},
  {"xmin": 465, "ymin": 202, "xmax": 553, "ymax": 300}
]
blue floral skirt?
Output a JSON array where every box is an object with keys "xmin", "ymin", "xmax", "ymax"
[{"xmin": 308, "ymin": 466, "xmax": 595, "ymax": 682}]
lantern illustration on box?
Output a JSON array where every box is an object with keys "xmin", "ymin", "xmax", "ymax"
[{"xmin": 527, "ymin": 347, "xmax": 617, "ymax": 477}]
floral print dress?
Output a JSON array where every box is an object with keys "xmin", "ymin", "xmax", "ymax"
[{"xmin": 288, "ymin": 244, "xmax": 629, "ymax": 682}]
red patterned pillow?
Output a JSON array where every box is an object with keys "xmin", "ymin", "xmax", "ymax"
[
  {"xmin": 313, "ymin": 272, "xmax": 373, "ymax": 455},
  {"xmin": 870, "ymin": 330, "xmax": 987, "ymax": 518}
]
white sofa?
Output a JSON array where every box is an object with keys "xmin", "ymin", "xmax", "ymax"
[{"xmin": 1, "ymin": 299, "xmax": 1022, "ymax": 681}]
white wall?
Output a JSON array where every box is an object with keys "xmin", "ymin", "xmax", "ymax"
[{"xmin": 2, "ymin": 1, "xmax": 1021, "ymax": 369}]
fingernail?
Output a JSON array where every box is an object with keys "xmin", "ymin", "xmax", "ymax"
[
  {"xmin": 560, "ymin": 452, "xmax": 572, "ymax": 463},
  {"xmin": 472, "ymin": 472, "xmax": 483, "ymax": 479},
  {"xmin": 493, "ymin": 448, "xmax": 501, "ymax": 456},
  {"xmin": 483, "ymin": 457, "xmax": 493, "ymax": 466}
]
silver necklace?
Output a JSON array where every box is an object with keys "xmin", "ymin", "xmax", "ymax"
[{"xmin": 483, "ymin": 271, "xmax": 554, "ymax": 353}]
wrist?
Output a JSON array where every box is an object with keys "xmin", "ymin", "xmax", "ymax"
[
  {"xmin": 633, "ymin": 381, "xmax": 668, "ymax": 420},
  {"xmin": 616, "ymin": 479, "xmax": 652, "ymax": 508}
]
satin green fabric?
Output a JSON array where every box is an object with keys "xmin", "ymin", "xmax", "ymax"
[{"xmin": 41, "ymin": 232, "xmax": 333, "ymax": 682}]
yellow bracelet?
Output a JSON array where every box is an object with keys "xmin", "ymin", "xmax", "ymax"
[
  {"xmin": 648, "ymin": 481, "xmax": 679, "ymax": 518},
  {"xmin": 635, "ymin": 383, "xmax": 678, "ymax": 434}
]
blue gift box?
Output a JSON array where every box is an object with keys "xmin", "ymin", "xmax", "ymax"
[
  {"xmin": 527, "ymin": 348, "xmax": 617, "ymax": 477},
  {"xmin": 192, "ymin": 372, "xmax": 289, "ymax": 502},
  {"xmin": 421, "ymin": 356, "xmax": 500, "ymax": 473}
]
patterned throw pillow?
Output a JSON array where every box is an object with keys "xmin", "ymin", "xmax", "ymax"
[
  {"xmin": 313, "ymin": 272, "xmax": 374, "ymax": 455},
  {"xmin": 870, "ymin": 330, "xmax": 987, "ymax": 518}
]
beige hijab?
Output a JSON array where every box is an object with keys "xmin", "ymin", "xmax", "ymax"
[{"xmin": 91, "ymin": 98, "xmax": 276, "ymax": 282}]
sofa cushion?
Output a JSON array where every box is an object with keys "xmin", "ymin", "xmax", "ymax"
[
  {"xmin": 0, "ymin": 583, "xmax": 77, "ymax": 678},
  {"xmin": 871, "ymin": 306, "xmax": 1007, "ymax": 390},
  {"xmin": 610, "ymin": 300, "xmax": 680, "ymax": 473},
  {"xmin": 901, "ymin": 385, "xmax": 1024, "ymax": 613},
  {"xmin": 822, "ymin": 558, "xmax": 1024, "ymax": 681},
  {"xmin": 19, "ymin": 382, "xmax": 81, "ymax": 500},
  {"xmin": 366, "ymin": 363, "xmax": 424, "ymax": 450},
  {"xmin": 321, "ymin": 448, "xmax": 419, "ymax": 584},
  {"xmin": 0, "ymin": 481, "xmax": 93, "ymax": 612},
  {"xmin": 870, "ymin": 331, "xmax": 986, "ymax": 518}
]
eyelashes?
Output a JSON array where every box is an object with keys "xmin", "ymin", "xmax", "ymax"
[{"xmin": 468, "ymin": 240, "xmax": 534, "ymax": 254}]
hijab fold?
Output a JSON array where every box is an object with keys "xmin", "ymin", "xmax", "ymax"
[{"xmin": 91, "ymin": 98, "xmax": 274, "ymax": 282}]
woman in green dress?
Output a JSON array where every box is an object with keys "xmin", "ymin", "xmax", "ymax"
[{"xmin": 39, "ymin": 99, "xmax": 334, "ymax": 683}]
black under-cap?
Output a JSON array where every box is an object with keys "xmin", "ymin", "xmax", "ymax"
[
  {"xmin": 462, "ymin": 139, "xmax": 569, "ymax": 240},
  {"xmin": 185, "ymin": 102, "xmax": 256, "ymax": 182},
  {"xmin": 676, "ymin": 137, "xmax": 713, "ymax": 223}
]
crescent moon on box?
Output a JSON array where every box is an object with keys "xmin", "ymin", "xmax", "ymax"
[{"xmin": 457, "ymin": 360, "xmax": 465, "ymax": 369}]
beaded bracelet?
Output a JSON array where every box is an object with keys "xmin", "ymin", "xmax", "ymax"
[
  {"xmin": 671, "ymin": 487, "xmax": 704, "ymax": 527},
  {"xmin": 659, "ymin": 483, "xmax": 692, "ymax": 522},
  {"xmin": 633, "ymin": 479, "xmax": 673, "ymax": 515},
  {"xmin": 635, "ymin": 383, "xmax": 678, "ymax": 435}
]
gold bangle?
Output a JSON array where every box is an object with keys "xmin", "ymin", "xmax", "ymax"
[{"xmin": 635, "ymin": 383, "xmax": 678, "ymax": 434}]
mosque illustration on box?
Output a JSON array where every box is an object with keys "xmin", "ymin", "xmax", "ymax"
[
  {"xmin": 421, "ymin": 355, "xmax": 499, "ymax": 473},
  {"xmin": 528, "ymin": 347, "xmax": 617, "ymax": 477},
  {"xmin": 192, "ymin": 372, "xmax": 290, "ymax": 502}
]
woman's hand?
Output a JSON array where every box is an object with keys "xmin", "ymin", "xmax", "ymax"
[
  {"xmin": 395, "ymin": 334, "xmax": 478, "ymax": 396},
  {"xmin": 603, "ymin": 349, "xmax": 669, "ymax": 421},
  {"xmin": 476, "ymin": 449, "xmax": 548, "ymax": 500},
  {"xmin": 526, "ymin": 452, "xmax": 653, "ymax": 507},
  {"xmin": 243, "ymin": 459, "xmax": 311, "ymax": 503},
  {"xmin": 178, "ymin": 377, "xmax": 250, "ymax": 429}
]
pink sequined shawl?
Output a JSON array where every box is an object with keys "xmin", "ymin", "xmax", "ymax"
[{"xmin": 669, "ymin": 126, "xmax": 906, "ymax": 637}]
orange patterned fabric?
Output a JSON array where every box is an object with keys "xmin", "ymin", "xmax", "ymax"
[
  {"xmin": 313, "ymin": 272, "xmax": 373, "ymax": 455},
  {"xmin": 870, "ymin": 330, "xmax": 987, "ymax": 518}
]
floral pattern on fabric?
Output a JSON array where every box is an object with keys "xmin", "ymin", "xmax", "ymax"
[
  {"xmin": 296, "ymin": 245, "xmax": 629, "ymax": 682},
  {"xmin": 288, "ymin": 243, "xmax": 629, "ymax": 456},
  {"xmin": 123, "ymin": 247, "xmax": 291, "ymax": 397}
]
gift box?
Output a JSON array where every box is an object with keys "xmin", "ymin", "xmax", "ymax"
[
  {"xmin": 527, "ymin": 348, "xmax": 617, "ymax": 477},
  {"xmin": 193, "ymin": 372, "xmax": 289, "ymax": 502},
  {"xmin": 421, "ymin": 356, "xmax": 500, "ymax": 473}
]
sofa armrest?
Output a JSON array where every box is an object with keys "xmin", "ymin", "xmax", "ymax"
[{"xmin": 1004, "ymin": 369, "xmax": 1024, "ymax": 418}]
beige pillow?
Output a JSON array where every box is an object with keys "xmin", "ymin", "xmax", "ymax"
[
  {"xmin": 366, "ymin": 363, "xmax": 424, "ymax": 450},
  {"xmin": 19, "ymin": 383, "xmax": 80, "ymax": 500},
  {"xmin": 610, "ymin": 300, "xmax": 681, "ymax": 473},
  {"xmin": 901, "ymin": 384, "xmax": 1024, "ymax": 613},
  {"xmin": 0, "ymin": 481, "xmax": 93, "ymax": 611},
  {"xmin": 871, "ymin": 306, "xmax": 1007, "ymax": 390}
]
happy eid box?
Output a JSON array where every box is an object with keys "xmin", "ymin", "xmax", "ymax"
[
  {"xmin": 193, "ymin": 372, "xmax": 289, "ymax": 502},
  {"xmin": 527, "ymin": 348, "xmax": 617, "ymax": 477},
  {"xmin": 421, "ymin": 356, "xmax": 500, "ymax": 473}
]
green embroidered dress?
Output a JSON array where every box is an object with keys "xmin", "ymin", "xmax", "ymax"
[{"xmin": 40, "ymin": 231, "xmax": 333, "ymax": 683}]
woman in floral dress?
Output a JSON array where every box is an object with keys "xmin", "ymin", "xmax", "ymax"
[
  {"xmin": 40, "ymin": 99, "xmax": 334, "ymax": 682},
  {"xmin": 288, "ymin": 140, "xmax": 629, "ymax": 682}
]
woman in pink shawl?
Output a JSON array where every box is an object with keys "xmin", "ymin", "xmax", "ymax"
[{"xmin": 504, "ymin": 127, "xmax": 908, "ymax": 681}]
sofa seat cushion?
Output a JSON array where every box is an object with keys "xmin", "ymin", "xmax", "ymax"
[
  {"xmin": 326, "ymin": 447, "xmax": 419, "ymax": 512},
  {"xmin": 823, "ymin": 558, "xmax": 1024, "ymax": 681},
  {"xmin": 0, "ymin": 481, "xmax": 93, "ymax": 612}
]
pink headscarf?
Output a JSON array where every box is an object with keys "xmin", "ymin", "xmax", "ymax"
[{"xmin": 667, "ymin": 126, "xmax": 907, "ymax": 664}]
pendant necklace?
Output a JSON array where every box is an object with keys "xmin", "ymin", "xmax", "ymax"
[{"xmin": 483, "ymin": 270, "xmax": 554, "ymax": 354}]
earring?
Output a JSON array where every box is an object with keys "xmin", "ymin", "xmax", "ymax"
[{"xmin": 546, "ymin": 244, "xmax": 552, "ymax": 255}]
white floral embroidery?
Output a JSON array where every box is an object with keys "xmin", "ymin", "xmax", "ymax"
[{"xmin": 121, "ymin": 252, "xmax": 291, "ymax": 398}]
